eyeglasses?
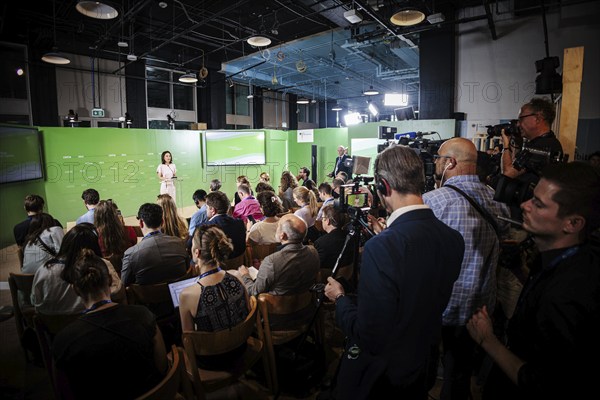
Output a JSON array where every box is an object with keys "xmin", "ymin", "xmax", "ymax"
[
  {"xmin": 517, "ymin": 113, "xmax": 537, "ymax": 121},
  {"xmin": 433, "ymin": 155, "xmax": 451, "ymax": 161}
]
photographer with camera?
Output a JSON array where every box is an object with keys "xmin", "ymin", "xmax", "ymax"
[
  {"xmin": 467, "ymin": 162, "xmax": 600, "ymax": 400},
  {"xmin": 422, "ymin": 138, "xmax": 510, "ymax": 400},
  {"xmin": 500, "ymin": 98, "xmax": 563, "ymax": 190},
  {"xmin": 324, "ymin": 145, "xmax": 465, "ymax": 399}
]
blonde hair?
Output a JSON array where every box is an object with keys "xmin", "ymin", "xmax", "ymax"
[
  {"xmin": 293, "ymin": 186, "xmax": 318, "ymax": 217},
  {"xmin": 157, "ymin": 194, "xmax": 188, "ymax": 240}
]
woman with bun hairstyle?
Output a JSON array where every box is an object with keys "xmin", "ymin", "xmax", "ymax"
[
  {"xmin": 52, "ymin": 249, "xmax": 166, "ymax": 400},
  {"xmin": 178, "ymin": 225, "xmax": 250, "ymax": 368}
]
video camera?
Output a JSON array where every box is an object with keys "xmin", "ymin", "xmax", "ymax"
[
  {"xmin": 333, "ymin": 176, "xmax": 376, "ymax": 241},
  {"xmin": 486, "ymin": 120, "xmax": 520, "ymax": 138},
  {"xmin": 494, "ymin": 147, "xmax": 567, "ymax": 208}
]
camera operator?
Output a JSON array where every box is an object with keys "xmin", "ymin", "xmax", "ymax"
[
  {"xmin": 467, "ymin": 162, "xmax": 600, "ymax": 400},
  {"xmin": 501, "ymin": 98, "xmax": 562, "ymax": 183},
  {"xmin": 324, "ymin": 145, "xmax": 465, "ymax": 399},
  {"xmin": 422, "ymin": 138, "xmax": 510, "ymax": 400}
]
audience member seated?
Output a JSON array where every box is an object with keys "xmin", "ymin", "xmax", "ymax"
[
  {"xmin": 203, "ymin": 191, "xmax": 247, "ymax": 259},
  {"xmin": 94, "ymin": 200, "xmax": 137, "ymax": 271},
  {"xmin": 189, "ymin": 189, "xmax": 208, "ymax": 237},
  {"xmin": 209, "ymin": 178, "xmax": 222, "ymax": 192},
  {"xmin": 278, "ymin": 171, "xmax": 299, "ymax": 211},
  {"xmin": 121, "ymin": 204, "xmax": 189, "ymax": 286},
  {"xmin": 22, "ymin": 213, "xmax": 64, "ymax": 274},
  {"xmin": 31, "ymin": 223, "xmax": 123, "ymax": 315},
  {"xmin": 293, "ymin": 186, "xmax": 321, "ymax": 243},
  {"xmin": 157, "ymin": 194, "xmax": 189, "ymax": 242},
  {"xmin": 331, "ymin": 178, "xmax": 344, "ymax": 199},
  {"xmin": 255, "ymin": 181, "xmax": 275, "ymax": 194},
  {"xmin": 179, "ymin": 225, "xmax": 251, "ymax": 368},
  {"xmin": 14, "ymin": 194, "xmax": 62, "ymax": 248},
  {"xmin": 234, "ymin": 175, "xmax": 252, "ymax": 205},
  {"xmin": 316, "ymin": 182, "xmax": 335, "ymax": 221},
  {"xmin": 76, "ymin": 188, "xmax": 100, "ymax": 225},
  {"xmin": 314, "ymin": 205, "xmax": 353, "ymax": 270},
  {"xmin": 52, "ymin": 249, "xmax": 167, "ymax": 400},
  {"xmin": 238, "ymin": 214, "xmax": 319, "ymax": 296},
  {"xmin": 247, "ymin": 190, "xmax": 284, "ymax": 245},
  {"xmin": 298, "ymin": 167, "xmax": 316, "ymax": 190},
  {"xmin": 233, "ymin": 184, "xmax": 264, "ymax": 224},
  {"xmin": 259, "ymin": 171, "xmax": 270, "ymax": 184}
]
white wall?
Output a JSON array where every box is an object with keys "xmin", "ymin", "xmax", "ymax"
[{"xmin": 455, "ymin": 1, "xmax": 599, "ymax": 120}]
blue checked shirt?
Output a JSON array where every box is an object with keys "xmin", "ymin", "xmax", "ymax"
[{"xmin": 423, "ymin": 175, "xmax": 510, "ymax": 325}]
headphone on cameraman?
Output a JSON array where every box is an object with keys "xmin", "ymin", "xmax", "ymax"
[{"xmin": 375, "ymin": 174, "xmax": 391, "ymax": 197}]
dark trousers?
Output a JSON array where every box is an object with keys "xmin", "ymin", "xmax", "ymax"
[{"xmin": 440, "ymin": 325, "xmax": 477, "ymax": 400}]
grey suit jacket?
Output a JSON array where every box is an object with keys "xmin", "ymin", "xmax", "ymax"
[
  {"xmin": 242, "ymin": 242, "xmax": 319, "ymax": 296},
  {"xmin": 121, "ymin": 232, "xmax": 189, "ymax": 286}
]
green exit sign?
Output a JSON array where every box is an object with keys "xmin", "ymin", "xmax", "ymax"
[{"xmin": 91, "ymin": 108, "xmax": 105, "ymax": 118}]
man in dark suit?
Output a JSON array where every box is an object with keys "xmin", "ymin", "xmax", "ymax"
[
  {"xmin": 203, "ymin": 191, "xmax": 246, "ymax": 259},
  {"xmin": 329, "ymin": 145, "xmax": 352, "ymax": 179},
  {"xmin": 325, "ymin": 145, "xmax": 465, "ymax": 399},
  {"xmin": 121, "ymin": 203, "xmax": 189, "ymax": 286}
]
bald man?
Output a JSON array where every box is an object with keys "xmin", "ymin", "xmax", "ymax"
[
  {"xmin": 423, "ymin": 138, "xmax": 510, "ymax": 400},
  {"xmin": 238, "ymin": 214, "xmax": 319, "ymax": 296},
  {"xmin": 329, "ymin": 145, "xmax": 352, "ymax": 179}
]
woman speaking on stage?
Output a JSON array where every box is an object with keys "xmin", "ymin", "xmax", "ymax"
[{"xmin": 157, "ymin": 150, "xmax": 177, "ymax": 202}]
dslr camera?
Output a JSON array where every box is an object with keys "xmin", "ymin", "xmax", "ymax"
[{"xmin": 486, "ymin": 120, "xmax": 520, "ymax": 138}]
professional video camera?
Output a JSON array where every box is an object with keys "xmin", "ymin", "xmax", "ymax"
[
  {"xmin": 486, "ymin": 120, "xmax": 520, "ymax": 138},
  {"xmin": 494, "ymin": 147, "xmax": 566, "ymax": 207}
]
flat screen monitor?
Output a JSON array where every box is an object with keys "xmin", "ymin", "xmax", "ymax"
[
  {"xmin": 0, "ymin": 125, "xmax": 44, "ymax": 184},
  {"xmin": 352, "ymin": 155, "xmax": 371, "ymax": 175},
  {"xmin": 394, "ymin": 106, "xmax": 416, "ymax": 121},
  {"xmin": 204, "ymin": 131, "xmax": 266, "ymax": 166}
]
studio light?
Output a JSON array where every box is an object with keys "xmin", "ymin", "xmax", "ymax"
[
  {"xmin": 76, "ymin": 1, "xmax": 119, "ymax": 20},
  {"xmin": 179, "ymin": 72, "xmax": 198, "ymax": 83},
  {"xmin": 247, "ymin": 36, "xmax": 272, "ymax": 47},
  {"xmin": 384, "ymin": 93, "xmax": 409, "ymax": 107},
  {"xmin": 363, "ymin": 86, "xmax": 379, "ymax": 96},
  {"xmin": 344, "ymin": 112, "xmax": 363, "ymax": 126},
  {"xmin": 390, "ymin": 2, "xmax": 427, "ymax": 27},
  {"xmin": 368, "ymin": 103, "xmax": 379, "ymax": 117}
]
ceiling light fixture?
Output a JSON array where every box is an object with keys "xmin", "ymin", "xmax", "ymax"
[
  {"xmin": 363, "ymin": 86, "xmax": 379, "ymax": 96},
  {"xmin": 297, "ymin": 98, "xmax": 310, "ymax": 104},
  {"xmin": 247, "ymin": 16, "xmax": 271, "ymax": 47},
  {"xmin": 179, "ymin": 72, "xmax": 198, "ymax": 83},
  {"xmin": 390, "ymin": 3, "xmax": 426, "ymax": 27},
  {"xmin": 332, "ymin": 106, "xmax": 343, "ymax": 111},
  {"xmin": 76, "ymin": 1, "xmax": 119, "ymax": 20},
  {"xmin": 42, "ymin": 0, "xmax": 70, "ymax": 65}
]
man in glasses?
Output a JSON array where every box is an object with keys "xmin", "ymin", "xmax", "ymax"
[{"xmin": 501, "ymin": 98, "xmax": 563, "ymax": 180}]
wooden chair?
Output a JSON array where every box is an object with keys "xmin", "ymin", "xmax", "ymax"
[
  {"xmin": 32, "ymin": 313, "xmax": 79, "ymax": 400},
  {"xmin": 126, "ymin": 282, "xmax": 182, "ymax": 347},
  {"xmin": 257, "ymin": 291, "xmax": 322, "ymax": 394},
  {"xmin": 223, "ymin": 252, "xmax": 245, "ymax": 270},
  {"xmin": 245, "ymin": 242, "xmax": 278, "ymax": 268},
  {"xmin": 182, "ymin": 296, "xmax": 269, "ymax": 399},
  {"xmin": 136, "ymin": 345, "xmax": 192, "ymax": 400},
  {"xmin": 8, "ymin": 272, "xmax": 36, "ymax": 360}
]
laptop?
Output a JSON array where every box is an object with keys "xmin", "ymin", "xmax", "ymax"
[{"xmin": 167, "ymin": 277, "xmax": 197, "ymax": 308}]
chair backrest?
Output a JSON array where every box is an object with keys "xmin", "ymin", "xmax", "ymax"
[
  {"xmin": 8, "ymin": 273, "xmax": 35, "ymax": 355},
  {"xmin": 182, "ymin": 296, "xmax": 266, "ymax": 399},
  {"xmin": 136, "ymin": 345, "xmax": 185, "ymax": 400},
  {"xmin": 126, "ymin": 282, "xmax": 175, "ymax": 319},
  {"xmin": 223, "ymin": 252, "xmax": 245, "ymax": 270},
  {"xmin": 182, "ymin": 296, "xmax": 258, "ymax": 357},
  {"xmin": 257, "ymin": 292, "xmax": 319, "ymax": 394}
]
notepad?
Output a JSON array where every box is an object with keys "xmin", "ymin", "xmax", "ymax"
[
  {"xmin": 168, "ymin": 277, "xmax": 197, "ymax": 308},
  {"xmin": 248, "ymin": 266, "xmax": 259, "ymax": 280}
]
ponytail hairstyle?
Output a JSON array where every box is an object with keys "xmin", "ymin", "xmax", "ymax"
[
  {"xmin": 61, "ymin": 248, "xmax": 111, "ymax": 300},
  {"xmin": 25, "ymin": 213, "xmax": 59, "ymax": 246},
  {"xmin": 293, "ymin": 186, "xmax": 318, "ymax": 217},
  {"xmin": 51, "ymin": 223, "xmax": 102, "ymax": 270},
  {"xmin": 192, "ymin": 225, "xmax": 233, "ymax": 268}
]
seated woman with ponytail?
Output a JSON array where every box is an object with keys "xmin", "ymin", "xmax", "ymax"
[
  {"xmin": 178, "ymin": 225, "xmax": 250, "ymax": 369},
  {"xmin": 52, "ymin": 249, "xmax": 167, "ymax": 400}
]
